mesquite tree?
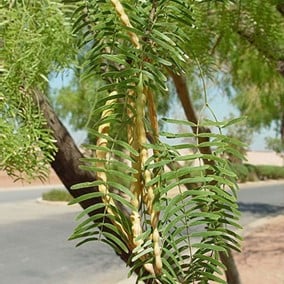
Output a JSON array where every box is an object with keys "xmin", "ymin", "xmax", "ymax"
[{"xmin": 1, "ymin": 0, "xmax": 245, "ymax": 283}]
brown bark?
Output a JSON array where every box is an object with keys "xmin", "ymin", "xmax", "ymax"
[
  {"xmin": 277, "ymin": 3, "xmax": 284, "ymax": 16},
  {"xmin": 169, "ymin": 72, "xmax": 242, "ymax": 284},
  {"xmin": 281, "ymin": 112, "xmax": 284, "ymax": 144},
  {"xmin": 220, "ymin": 251, "xmax": 242, "ymax": 284},
  {"xmin": 33, "ymin": 89, "xmax": 99, "ymax": 207}
]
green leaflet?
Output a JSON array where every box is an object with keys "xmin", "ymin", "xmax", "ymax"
[
  {"xmin": 163, "ymin": 215, "xmax": 189, "ymax": 237},
  {"xmin": 108, "ymin": 192, "xmax": 136, "ymax": 211},
  {"xmin": 101, "ymin": 54, "xmax": 128, "ymax": 66},
  {"xmin": 198, "ymin": 271, "xmax": 227, "ymax": 284},
  {"xmin": 162, "ymin": 247, "xmax": 184, "ymax": 276},
  {"xmin": 192, "ymin": 243, "xmax": 227, "ymax": 252},
  {"xmin": 194, "ymin": 253, "xmax": 226, "ymax": 270},
  {"xmin": 190, "ymin": 230, "xmax": 224, "ymax": 238},
  {"xmin": 222, "ymin": 116, "xmax": 246, "ymax": 128},
  {"xmin": 75, "ymin": 203, "xmax": 106, "ymax": 220},
  {"xmin": 160, "ymin": 131, "xmax": 196, "ymax": 139},
  {"xmin": 161, "ymin": 257, "xmax": 180, "ymax": 283},
  {"xmin": 161, "ymin": 117, "xmax": 197, "ymax": 127},
  {"xmin": 102, "ymin": 232, "xmax": 129, "ymax": 254},
  {"xmin": 68, "ymin": 191, "xmax": 104, "ymax": 205},
  {"xmin": 107, "ymin": 181, "xmax": 135, "ymax": 199},
  {"xmin": 107, "ymin": 169, "xmax": 136, "ymax": 183}
]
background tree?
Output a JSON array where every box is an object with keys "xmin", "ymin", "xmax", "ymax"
[
  {"xmin": 1, "ymin": 0, "xmax": 74, "ymax": 180},
  {"xmin": 197, "ymin": 1, "xmax": 284, "ymax": 145}
]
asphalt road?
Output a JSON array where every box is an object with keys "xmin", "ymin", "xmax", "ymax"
[
  {"xmin": 0, "ymin": 186, "xmax": 129, "ymax": 284},
  {"xmin": 238, "ymin": 181, "xmax": 284, "ymax": 226},
  {"xmin": 0, "ymin": 181, "xmax": 283, "ymax": 284}
]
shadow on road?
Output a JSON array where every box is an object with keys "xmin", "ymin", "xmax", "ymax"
[{"xmin": 238, "ymin": 202, "xmax": 284, "ymax": 215}]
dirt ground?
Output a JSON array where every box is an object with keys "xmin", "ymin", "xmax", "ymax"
[
  {"xmin": 1, "ymin": 171, "xmax": 284, "ymax": 283},
  {"xmin": 233, "ymin": 214, "xmax": 284, "ymax": 284}
]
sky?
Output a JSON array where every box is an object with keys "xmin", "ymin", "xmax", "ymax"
[
  {"xmin": 50, "ymin": 73, "xmax": 275, "ymax": 151},
  {"xmin": 209, "ymin": 94, "xmax": 275, "ymax": 151}
]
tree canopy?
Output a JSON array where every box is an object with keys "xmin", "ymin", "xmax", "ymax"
[{"xmin": 1, "ymin": 0, "xmax": 75, "ymax": 179}]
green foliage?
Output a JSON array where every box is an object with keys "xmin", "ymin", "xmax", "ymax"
[
  {"xmin": 0, "ymin": 109, "xmax": 56, "ymax": 181},
  {"xmin": 68, "ymin": 1, "xmax": 244, "ymax": 283},
  {"xmin": 54, "ymin": 71, "xmax": 170, "ymax": 144},
  {"xmin": 265, "ymin": 137, "xmax": 284, "ymax": 154},
  {"xmin": 255, "ymin": 165, "xmax": 284, "ymax": 180},
  {"xmin": 42, "ymin": 189, "xmax": 73, "ymax": 202},
  {"xmin": 213, "ymin": 0, "xmax": 284, "ymax": 131},
  {"xmin": 54, "ymin": 0, "xmax": 284, "ymax": 140},
  {"xmin": 231, "ymin": 163, "xmax": 259, "ymax": 183},
  {"xmin": 1, "ymin": 0, "xmax": 75, "ymax": 180},
  {"xmin": 231, "ymin": 163, "xmax": 284, "ymax": 182}
]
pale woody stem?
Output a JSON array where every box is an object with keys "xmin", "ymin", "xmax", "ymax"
[
  {"xmin": 110, "ymin": 0, "xmax": 162, "ymax": 275},
  {"xmin": 96, "ymin": 91, "xmax": 128, "ymax": 239}
]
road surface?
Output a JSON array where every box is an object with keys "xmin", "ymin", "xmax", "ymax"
[
  {"xmin": 238, "ymin": 181, "xmax": 284, "ymax": 226},
  {"xmin": 0, "ymin": 181, "xmax": 283, "ymax": 284}
]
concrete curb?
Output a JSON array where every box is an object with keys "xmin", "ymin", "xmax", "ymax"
[
  {"xmin": 36, "ymin": 197, "xmax": 69, "ymax": 205},
  {"xmin": 239, "ymin": 179, "xmax": 284, "ymax": 189},
  {"xmin": 36, "ymin": 197, "xmax": 80, "ymax": 209}
]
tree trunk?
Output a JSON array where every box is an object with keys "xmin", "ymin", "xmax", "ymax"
[
  {"xmin": 169, "ymin": 72, "xmax": 242, "ymax": 284},
  {"xmin": 33, "ymin": 89, "xmax": 99, "ymax": 207},
  {"xmin": 220, "ymin": 251, "xmax": 242, "ymax": 284},
  {"xmin": 281, "ymin": 112, "xmax": 284, "ymax": 144}
]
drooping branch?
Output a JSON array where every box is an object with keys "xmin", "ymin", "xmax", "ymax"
[
  {"xmin": 32, "ymin": 88, "xmax": 131, "ymax": 263},
  {"xmin": 111, "ymin": 0, "xmax": 162, "ymax": 276},
  {"xmin": 236, "ymin": 27, "xmax": 284, "ymax": 77}
]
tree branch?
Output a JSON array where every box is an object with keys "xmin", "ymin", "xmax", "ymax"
[
  {"xmin": 167, "ymin": 70, "xmax": 214, "ymax": 165},
  {"xmin": 169, "ymin": 72, "xmax": 242, "ymax": 284}
]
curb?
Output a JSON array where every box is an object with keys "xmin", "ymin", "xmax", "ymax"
[
  {"xmin": 36, "ymin": 197, "xmax": 80, "ymax": 208},
  {"xmin": 239, "ymin": 179, "xmax": 284, "ymax": 189}
]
